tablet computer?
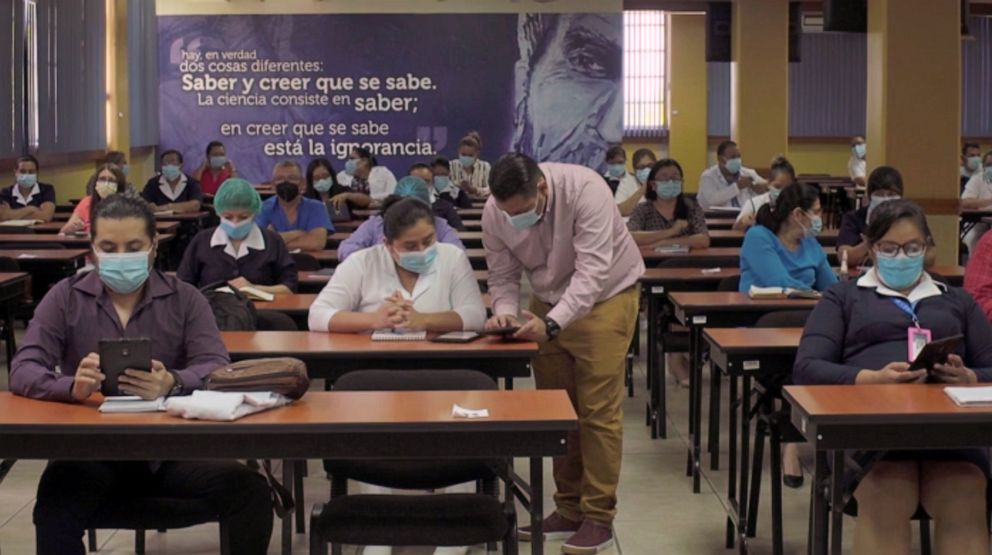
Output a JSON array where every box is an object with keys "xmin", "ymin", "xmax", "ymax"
[
  {"xmin": 431, "ymin": 331, "xmax": 482, "ymax": 344},
  {"xmin": 908, "ymin": 334, "xmax": 963, "ymax": 382},
  {"xmin": 480, "ymin": 326, "xmax": 520, "ymax": 336},
  {"xmin": 99, "ymin": 338, "xmax": 152, "ymax": 397}
]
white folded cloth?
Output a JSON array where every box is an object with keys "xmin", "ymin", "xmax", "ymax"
[{"xmin": 164, "ymin": 391, "xmax": 290, "ymax": 421}]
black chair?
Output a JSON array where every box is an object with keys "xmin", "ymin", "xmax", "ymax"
[
  {"xmin": 256, "ymin": 310, "xmax": 299, "ymax": 331},
  {"xmin": 86, "ymin": 498, "xmax": 230, "ymax": 555},
  {"xmin": 292, "ymin": 253, "xmax": 321, "ymax": 272},
  {"xmin": 310, "ymin": 370, "xmax": 517, "ymax": 555}
]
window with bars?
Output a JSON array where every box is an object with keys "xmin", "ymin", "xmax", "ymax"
[{"xmin": 623, "ymin": 10, "xmax": 667, "ymax": 138}]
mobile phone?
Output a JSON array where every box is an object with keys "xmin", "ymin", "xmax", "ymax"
[
  {"xmin": 480, "ymin": 326, "xmax": 521, "ymax": 336},
  {"xmin": 431, "ymin": 331, "xmax": 482, "ymax": 344},
  {"xmin": 908, "ymin": 334, "xmax": 963, "ymax": 383},
  {"xmin": 99, "ymin": 338, "xmax": 152, "ymax": 397}
]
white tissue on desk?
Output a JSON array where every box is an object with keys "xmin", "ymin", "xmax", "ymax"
[
  {"xmin": 452, "ymin": 404, "xmax": 489, "ymax": 419},
  {"xmin": 164, "ymin": 390, "xmax": 290, "ymax": 421}
]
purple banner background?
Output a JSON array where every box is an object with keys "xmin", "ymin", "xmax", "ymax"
[{"xmin": 157, "ymin": 13, "xmax": 621, "ymax": 183}]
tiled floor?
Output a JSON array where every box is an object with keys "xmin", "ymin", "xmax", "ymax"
[{"xmin": 0, "ymin": 324, "xmax": 873, "ymax": 554}]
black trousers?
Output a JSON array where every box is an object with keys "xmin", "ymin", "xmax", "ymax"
[{"xmin": 33, "ymin": 460, "xmax": 273, "ymax": 555}]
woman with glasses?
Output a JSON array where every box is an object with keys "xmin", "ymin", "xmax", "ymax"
[
  {"xmin": 795, "ymin": 199, "xmax": 992, "ymax": 555},
  {"xmin": 626, "ymin": 159, "xmax": 710, "ymax": 249}
]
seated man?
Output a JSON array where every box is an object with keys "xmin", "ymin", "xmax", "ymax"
[
  {"xmin": 697, "ymin": 140, "xmax": 767, "ymax": 210},
  {"xmin": 257, "ymin": 159, "xmax": 333, "ymax": 252},
  {"xmin": 140, "ymin": 149, "xmax": 204, "ymax": 213},
  {"xmin": 9, "ymin": 194, "xmax": 273, "ymax": 555},
  {"xmin": 0, "ymin": 154, "xmax": 56, "ymax": 222}
]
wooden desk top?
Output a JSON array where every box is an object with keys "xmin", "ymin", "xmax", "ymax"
[
  {"xmin": 0, "ymin": 390, "xmax": 575, "ymax": 432},
  {"xmin": 640, "ymin": 247, "xmax": 742, "ymax": 261},
  {"xmin": 310, "ymin": 248, "xmax": 487, "ymax": 264},
  {"xmin": 0, "ymin": 233, "xmax": 173, "ymax": 246},
  {"xmin": 0, "ymin": 272, "xmax": 28, "ymax": 287},
  {"xmin": 703, "ymin": 209, "xmax": 741, "ymax": 220},
  {"xmin": 254, "ymin": 293, "xmax": 492, "ymax": 313},
  {"xmin": 29, "ymin": 221, "xmax": 180, "ymax": 234},
  {"xmin": 669, "ymin": 291, "xmax": 819, "ymax": 312},
  {"xmin": 640, "ymin": 267, "xmax": 740, "ymax": 283},
  {"xmin": 155, "ymin": 211, "xmax": 210, "ymax": 222},
  {"xmin": 709, "ymin": 229, "xmax": 839, "ymax": 240},
  {"xmin": 458, "ymin": 208, "xmax": 484, "ymax": 217},
  {"xmin": 705, "ymin": 219, "xmax": 734, "ymax": 229},
  {"xmin": 222, "ymin": 331, "xmax": 537, "ymax": 359},
  {"xmin": 0, "ymin": 249, "xmax": 89, "ymax": 262},
  {"xmin": 327, "ymin": 231, "xmax": 483, "ymax": 244},
  {"xmin": 784, "ymin": 384, "xmax": 992, "ymax": 423},
  {"xmin": 704, "ymin": 327, "xmax": 803, "ymax": 353}
]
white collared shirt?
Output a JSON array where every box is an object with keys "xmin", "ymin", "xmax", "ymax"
[
  {"xmin": 962, "ymin": 172, "xmax": 992, "ymax": 200},
  {"xmin": 158, "ymin": 173, "xmax": 189, "ymax": 201},
  {"xmin": 335, "ymin": 166, "xmax": 398, "ymax": 200},
  {"xmin": 697, "ymin": 164, "xmax": 767, "ymax": 210},
  {"xmin": 736, "ymin": 191, "xmax": 775, "ymax": 225},
  {"xmin": 308, "ymin": 243, "xmax": 486, "ymax": 332},
  {"xmin": 210, "ymin": 223, "xmax": 265, "ymax": 260},
  {"xmin": 848, "ymin": 156, "xmax": 866, "ymax": 180},
  {"xmin": 610, "ymin": 172, "xmax": 643, "ymax": 205},
  {"xmin": 857, "ymin": 267, "xmax": 946, "ymax": 305},
  {"xmin": 12, "ymin": 183, "xmax": 40, "ymax": 206}
]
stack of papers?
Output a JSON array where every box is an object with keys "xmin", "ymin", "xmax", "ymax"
[
  {"xmin": 944, "ymin": 386, "xmax": 992, "ymax": 407},
  {"xmin": 371, "ymin": 329, "xmax": 427, "ymax": 341},
  {"xmin": 748, "ymin": 286, "xmax": 821, "ymax": 300},
  {"xmin": 214, "ymin": 285, "xmax": 275, "ymax": 302},
  {"xmin": 654, "ymin": 244, "xmax": 690, "ymax": 254},
  {"xmin": 99, "ymin": 396, "xmax": 165, "ymax": 413},
  {"xmin": 0, "ymin": 219, "xmax": 41, "ymax": 227}
]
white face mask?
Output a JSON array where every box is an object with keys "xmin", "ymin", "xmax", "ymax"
[{"xmin": 95, "ymin": 180, "xmax": 118, "ymax": 199}]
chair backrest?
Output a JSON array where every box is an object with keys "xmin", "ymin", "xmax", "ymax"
[
  {"xmin": 0, "ymin": 256, "xmax": 19, "ymax": 272},
  {"xmin": 291, "ymin": 253, "xmax": 320, "ymax": 272},
  {"xmin": 718, "ymin": 275, "xmax": 741, "ymax": 291},
  {"xmin": 755, "ymin": 310, "xmax": 812, "ymax": 328},
  {"xmin": 334, "ymin": 369, "xmax": 496, "ymax": 392},
  {"xmin": 255, "ymin": 311, "xmax": 298, "ymax": 331}
]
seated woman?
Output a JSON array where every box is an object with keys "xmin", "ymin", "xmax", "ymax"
[
  {"xmin": 193, "ymin": 140, "xmax": 236, "ymax": 196},
  {"xmin": 305, "ymin": 156, "xmax": 372, "ymax": 210},
  {"xmin": 337, "ymin": 176, "xmax": 465, "ymax": 263},
  {"xmin": 336, "ymin": 146, "xmax": 397, "ymax": 204},
  {"xmin": 141, "ymin": 149, "xmax": 203, "ymax": 213},
  {"xmin": 733, "ymin": 155, "xmax": 796, "ymax": 230},
  {"xmin": 616, "ymin": 148, "xmax": 658, "ymax": 217},
  {"xmin": 177, "ymin": 178, "xmax": 296, "ymax": 295},
  {"xmin": 837, "ymin": 166, "xmax": 936, "ymax": 269},
  {"xmin": 795, "ymin": 199, "xmax": 992, "ymax": 555},
  {"xmin": 60, "ymin": 164, "xmax": 128, "ymax": 235},
  {"xmin": 626, "ymin": 158, "xmax": 710, "ymax": 249}
]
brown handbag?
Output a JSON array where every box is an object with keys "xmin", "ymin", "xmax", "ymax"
[{"xmin": 206, "ymin": 358, "xmax": 310, "ymax": 400}]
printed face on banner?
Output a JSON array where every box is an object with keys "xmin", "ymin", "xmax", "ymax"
[{"xmin": 157, "ymin": 13, "xmax": 622, "ymax": 183}]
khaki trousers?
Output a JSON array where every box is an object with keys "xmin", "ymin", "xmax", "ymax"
[{"xmin": 528, "ymin": 285, "xmax": 639, "ymax": 525}]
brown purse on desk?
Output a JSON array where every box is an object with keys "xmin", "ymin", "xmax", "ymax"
[{"xmin": 205, "ymin": 358, "xmax": 310, "ymax": 400}]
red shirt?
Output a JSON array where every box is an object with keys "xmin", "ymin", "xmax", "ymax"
[
  {"xmin": 199, "ymin": 167, "xmax": 232, "ymax": 195},
  {"xmin": 965, "ymin": 231, "xmax": 992, "ymax": 321}
]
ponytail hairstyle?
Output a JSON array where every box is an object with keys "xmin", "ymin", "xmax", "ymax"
[
  {"xmin": 381, "ymin": 196, "xmax": 436, "ymax": 241},
  {"xmin": 768, "ymin": 155, "xmax": 796, "ymax": 185},
  {"xmin": 459, "ymin": 131, "xmax": 483, "ymax": 151},
  {"xmin": 755, "ymin": 182, "xmax": 820, "ymax": 234}
]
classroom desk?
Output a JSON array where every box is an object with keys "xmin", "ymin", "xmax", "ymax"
[
  {"xmin": 26, "ymin": 221, "xmax": 181, "ymax": 235},
  {"xmin": 705, "ymin": 327, "xmax": 802, "ymax": 553},
  {"xmin": 461, "ymin": 220, "xmax": 482, "ymax": 231},
  {"xmin": 667, "ymin": 292, "xmax": 817, "ymax": 493},
  {"xmin": 297, "ymin": 270, "xmax": 490, "ymax": 293},
  {"xmin": 709, "ymin": 229, "xmax": 839, "ymax": 248},
  {"xmin": 784, "ymin": 384, "xmax": 992, "ymax": 555},
  {"xmin": 704, "ymin": 209, "xmax": 741, "ymax": 220},
  {"xmin": 959, "ymin": 208, "xmax": 992, "ymax": 239},
  {"xmin": 309, "ymin": 248, "xmax": 489, "ymax": 269},
  {"xmin": 0, "ymin": 390, "xmax": 576, "ymax": 555},
  {"xmin": 325, "ymin": 231, "xmax": 484, "ymax": 249},
  {"xmin": 640, "ymin": 247, "xmax": 743, "ymax": 266},
  {"xmin": 0, "ymin": 233, "xmax": 174, "ymax": 248},
  {"xmin": 253, "ymin": 293, "xmax": 493, "ymax": 326},
  {"xmin": 0, "ymin": 272, "xmax": 29, "ymax": 364},
  {"xmin": 705, "ymin": 219, "xmax": 735, "ymax": 230},
  {"xmin": 222, "ymin": 331, "xmax": 537, "ymax": 389},
  {"xmin": 0, "ymin": 249, "xmax": 88, "ymax": 299}
]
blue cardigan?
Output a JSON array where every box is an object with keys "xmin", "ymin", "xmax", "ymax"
[{"xmin": 739, "ymin": 225, "xmax": 838, "ymax": 292}]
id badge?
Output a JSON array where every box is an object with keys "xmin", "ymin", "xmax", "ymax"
[{"xmin": 908, "ymin": 327, "xmax": 932, "ymax": 361}]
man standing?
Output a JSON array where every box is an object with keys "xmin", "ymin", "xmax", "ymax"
[
  {"xmin": 697, "ymin": 140, "xmax": 768, "ymax": 210},
  {"xmin": 483, "ymin": 153, "xmax": 643, "ymax": 555}
]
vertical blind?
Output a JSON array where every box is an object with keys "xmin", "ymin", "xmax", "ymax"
[
  {"xmin": 1, "ymin": 0, "xmax": 24, "ymax": 159},
  {"xmin": 623, "ymin": 11, "xmax": 666, "ymax": 137},
  {"xmin": 129, "ymin": 0, "xmax": 159, "ymax": 147},
  {"xmin": 35, "ymin": 0, "xmax": 105, "ymax": 153},
  {"xmin": 963, "ymin": 16, "xmax": 992, "ymax": 138}
]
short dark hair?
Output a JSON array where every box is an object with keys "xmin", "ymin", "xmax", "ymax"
[
  {"xmin": 866, "ymin": 166, "xmax": 904, "ymax": 197},
  {"xmin": 769, "ymin": 155, "xmax": 796, "ymax": 182},
  {"xmin": 160, "ymin": 149, "xmax": 183, "ymax": 164},
  {"xmin": 605, "ymin": 145, "xmax": 626, "ymax": 162},
  {"xmin": 352, "ymin": 146, "xmax": 377, "ymax": 167},
  {"xmin": 865, "ymin": 199, "xmax": 933, "ymax": 246},
  {"xmin": 381, "ymin": 196, "xmax": 435, "ymax": 241},
  {"xmin": 631, "ymin": 148, "xmax": 657, "ymax": 168},
  {"xmin": 431, "ymin": 157, "xmax": 450, "ymax": 171},
  {"xmin": 16, "ymin": 155, "xmax": 38, "ymax": 171},
  {"xmin": 489, "ymin": 152, "xmax": 543, "ymax": 201},
  {"xmin": 716, "ymin": 140, "xmax": 737, "ymax": 157},
  {"xmin": 408, "ymin": 162, "xmax": 431, "ymax": 174},
  {"xmin": 91, "ymin": 194, "xmax": 157, "ymax": 242},
  {"xmin": 304, "ymin": 157, "xmax": 337, "ymax": 200},
  {"xmin": 205, "ymin": 140, "xmax": 224, "ymax": 157},
  {"xmin": 963, "ymin": 142, "xmax": 980, "ymax": 155},
  {"xmin": 646, "ymin": 159, "xmax": 689, "ymax": 217},
  {"xmin": 756, "ymin": 182, "xmax": 820, "ymax": 234},
  {"xmin": 102, "ymin": 151, "xmax": 127, "ymax": 167}
]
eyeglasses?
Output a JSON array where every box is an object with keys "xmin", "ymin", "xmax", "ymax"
[{"xmin": 873, "ymin": 240, "xmax": 926, "ymax": 258}]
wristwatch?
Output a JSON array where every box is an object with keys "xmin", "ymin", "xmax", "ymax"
[
  {"xmin": 166, "ymin": 370, "xmax": 184, "ymax": 397},
  {"xmin": 544, "ymin": 317, "xmax": 562, "ymax": 340}
]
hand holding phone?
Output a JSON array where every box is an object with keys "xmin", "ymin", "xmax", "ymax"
[
  {"xmin": 71, "ymin": 352, "xmax": 105, "ymax": 401},
  {"xmin": 99, "ymin": 338, "xmax": 152, "ymax": 397}
]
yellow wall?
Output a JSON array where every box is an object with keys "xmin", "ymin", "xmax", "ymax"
[
  {"xmin": 46, "ymin": 162, "xmax": 98, "ymax": 203},
  {"xmin": 666, "ymin": 13, "xmax": 708, "ymax": 193}
]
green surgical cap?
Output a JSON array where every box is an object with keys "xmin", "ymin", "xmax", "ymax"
[
  {"xmin": 394, "ymin": 175, "xmax": 432, "ymax": 206},
  {"xmin": 214, "ymin": 178, "xmax": 262, "ymax": 215}
]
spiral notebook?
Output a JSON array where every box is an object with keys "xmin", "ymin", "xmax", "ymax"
[{"xmin": 371, "ymin": 329, "xmax": 427, "ymax": 341}]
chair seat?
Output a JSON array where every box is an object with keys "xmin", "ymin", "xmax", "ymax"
[
  {"xmin": 88, "ymin": 497, "xmax": 219, "ymax": 530},
  {"xmin": 312, "ymin": 494, "xmax": 508, "ymax": 546},
  {"xmin": 323, "ymin": 459, "xmax": 496, "ymax": 491}
]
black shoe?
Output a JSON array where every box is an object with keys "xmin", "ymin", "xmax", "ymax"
[{"xmin": 783, "ymin": 474, "xmax": 804, "ymax": 489}]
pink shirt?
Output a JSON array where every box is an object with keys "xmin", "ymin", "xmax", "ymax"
[{"xmin": 483, "ymin": 162, "xmax": 645, "ymax": 329}]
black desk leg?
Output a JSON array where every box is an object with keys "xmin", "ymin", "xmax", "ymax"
[
  {"xmin": 829, "ymin": 450, "xmax": 844, "ymax": 555},
  {"xmin": 726, "ymin": 372, "xmax": 739, "ymax": 549},
  {"xmin": 282, "ymin": 460, "xmax": 293, "ymax": 555},
  {"xmin": 530, "ymin": 457, "xmax": 544, "ymax": 555},
  {"xmin": 810, "ymin": 451, "xmax": 829, "ymax": 555},
  {"xmin": 506, "ymin": 376, "xmax": 514, "ymax": 390},
  {"xmin": 690, "ymin": 325, "xmax": 703, "ymax": 493},
  {"xmin": 738, "ymin": 375, "xmax": 752, "ymax": 545},
  {"xmin": 709, "ymin": 364, "xmax": 722, "ymax": 471}
]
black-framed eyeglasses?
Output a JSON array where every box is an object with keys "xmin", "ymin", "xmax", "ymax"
[{"xmin": 873, "ymin": 240, "xmax": 926, "ymax": 258}]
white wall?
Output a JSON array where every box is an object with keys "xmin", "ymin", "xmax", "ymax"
[{"xmin": 155, "ymin": 0, "xmax": 622, "ymax": 15}]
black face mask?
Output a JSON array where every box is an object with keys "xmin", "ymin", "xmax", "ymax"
[{"xmin": 276, "ymin": 181, "xmax": 300, "ymax": 202}]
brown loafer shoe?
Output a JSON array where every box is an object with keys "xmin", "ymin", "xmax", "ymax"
[
  {"xmin": 518, "ymin": 512, "xmax": 582, "ymax": 542},
  {"xmin": 561, "ymin": 520, "xmax": 614, "ymax": 555}
]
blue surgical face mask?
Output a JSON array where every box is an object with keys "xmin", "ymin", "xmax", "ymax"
[
  {"xmin": 314, "ymin": 177, "xmax": 333, "ymax": 193},
  {"xmin": 162, "ymin": 164, "xmax": 181, "ymax": 181},
  {"xmin": 433, "ymin": 175, "xmax": 451, "ymax": 192},
  {"xmin": 459, "ymin": 155, "xmax": 476, "ymax": 168},
  {"xmin": 396, "ymin": 243, "xmax": 438, "ymax": 274},
  {"xmin": 210, "ymin": 155, "xmax": 227, "ymax": 169},
  {"xmin": 876, "ymin": 253, "xmax": 925, "ymax": 291},
  {"xmin": 345, "ymin": 159, "xmax": 358, "ymax": 176},
  {"xmin": 655, "ymin": 180, "xmax": 682, "ymax": 200},
  {"xmin": 16, "ymin": 173, "xmax": 37, "ymax": 187},
  {"xmin": 220, "ymin": 217, "xmax": 254, "ymax": 240},
  {"xmin": 96, "ymin": 250, "xmax": 152, "ymax": 294},
  {"xmin": 853, "ymin": 144, "xmax": 866, "ymax": 158},
  {"xmin": 504, "ymin": 195, "xmax": 543, "ymax": 230},
  {"xmin": 966, "ymin": 156, "xmax": 981, "ymax": 171},
  {"xmin": 607, "ymin": 164, "xmax": 625, "ymax": 178},
  {"xmin": 635, "ymin": 167, "xmax": 651, "ymax": 184},
  {"xmin": 725, "ymin": 158, "xmax": 742, "ymax": 174},
  {"xmin": 802, "ymin": 212, "xmax": 823, "ymax": 238}
]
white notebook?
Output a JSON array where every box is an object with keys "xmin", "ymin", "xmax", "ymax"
[
  {"xmin": 0, "ymin": 219, "xmax": 41, "ymax": 227},
  {"xmin": 944, "ymin": 386, "xmax": 992, "ymax": 407},
  {"xmin": 99, "ymin": 396, "xmax": 166, "ymax": 413},
  {"xmin": 371, "ymin": 329, "xmax": 427, "ymax": 341}
]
